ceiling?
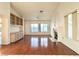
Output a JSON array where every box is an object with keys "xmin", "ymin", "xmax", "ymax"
[{"xmin": 11, "ymin": 2, "xmax": 59, "ymax": 21}]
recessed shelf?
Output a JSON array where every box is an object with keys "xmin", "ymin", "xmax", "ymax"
[{"xmin": 10, "ymin": 13, "xmax": 23, "ymax": 25}]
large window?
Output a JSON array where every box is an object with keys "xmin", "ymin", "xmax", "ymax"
[
  {"xmin": 31, "ymin": 24, "xmax": 39, "ymax": 32},
  {"xmin": 65, "ymin": 11, "xmax": 77, "ymax": 40},
  {"xmin": 68, "ymin": 14, "xmax": 72, "ymax": 39},
  {"xmin": 41, "ymin": 24, "xmax": 48, "ymax": 32},
  {"xmin": 31, "ymin": 23, "xmax": 49, "ymax": 32}
]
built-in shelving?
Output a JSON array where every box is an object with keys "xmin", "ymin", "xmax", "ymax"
[
  {"xmin": 10, "ymin": 13, "xmax": 23, "ymax": 25},
  {"xmin": 10, "ymin": 13, "xmax": 24, "ymax": 43}
]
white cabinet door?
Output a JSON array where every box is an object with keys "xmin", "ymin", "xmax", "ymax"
[{"xmin": 10, "ymin": 33, "xmax": 16, "ymax": 42}]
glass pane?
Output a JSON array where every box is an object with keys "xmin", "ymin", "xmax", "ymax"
[
  {"xmin": 41, "ymin": 24, "xmax": 43, "ymax": 32},
  {"xmin": 41, "ymin": 24, "xmax": 48, "ymax": 32},
  {"xmin": 31, "ymin": 37, "xmax": 39, "ymax": 48},
  {"xmin": 0, "ymin": 32, "xmax": 2, "ymax": 36},
  {"xmin": 31, "ymin": 24, "xmax": 39, "ymax": 32},
  {"xmin": 68, "ymin": 14, "xmax": 72, "ymax": 39},
  {"xmin": 44, "ymin": 24, "xmax": 48, "ymax": 32}
]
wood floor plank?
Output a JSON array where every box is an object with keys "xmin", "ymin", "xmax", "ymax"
[{"xmin": 0, "ymin": 35, "xmax": 78, "ymax": 55}]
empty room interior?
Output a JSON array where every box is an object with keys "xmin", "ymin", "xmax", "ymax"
[{"xmin": 0, "ymin": 2, "xmax": 79, "ymax": 55}]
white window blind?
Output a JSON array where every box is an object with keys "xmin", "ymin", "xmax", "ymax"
[
  {"xmin": 31, "ymin": 24, "xmax": 39, "ymax": 32},
  {"xmin": 41, "ymin": 24, "xmax": 48, "ymax": 32},
  {"xmin": 68, "ymin": 14, "xmax": 72, "ymax": 40}
]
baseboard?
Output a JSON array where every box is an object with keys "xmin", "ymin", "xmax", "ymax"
[
  {"xmin": 24, "ymin": 33, "xmax": 50, "ymax": 35},
  {"xmin": 25, "ymin": 34, "xmax": 50, "ymax": 36},
  {"xmin": 61, "ymin": 41, "xmax": 79, "ymax": 54},
  {"xmin": 10, "ymin": 37, "xmax": 24, "ymax": 44},
  {"xmin": 1, "ymin": 43, "xmax": 10, "ymax": 46}
]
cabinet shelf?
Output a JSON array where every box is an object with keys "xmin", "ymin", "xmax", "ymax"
[{"xmin": 10, "ymin": 13, "xmax": 23, "ymax": 25}]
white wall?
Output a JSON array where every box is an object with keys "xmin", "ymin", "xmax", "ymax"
[
  {"xmin": 24, "ymin": 20, "xmax": 50, "ymax": 35},
  {"xmin": 50, "ymin": 10, "xmax": 57, "ymax": 39},
  {"xmin": 0, "ymin": 3, "xmax": 10, "ymax": 45},
  {"xmin": 10, "ymin": 5, "xmax": 21, "ymax": 17},
  {"xmin": 51, "ymin": 3, "xmax": 79, "ymax": 54}
]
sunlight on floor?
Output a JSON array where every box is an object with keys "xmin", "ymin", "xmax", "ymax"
[{"xmin": 31, "ymin": 37, "xmax": 48, "ymax": 48}]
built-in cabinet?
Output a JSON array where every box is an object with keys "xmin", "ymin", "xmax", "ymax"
[
  {"xmin": 10, "ymin": 13, "xmax": 23, "ymax": 25},
  {"xmin": 10, "ymin": 33, "xmax": 16, "ymax": 42},
  {"xmin": 10, "ymin": 32, "xmax": 24, "ymax": 43},
  {"xmin": 10, "ymin": 13, "xmax": 24, "ymax": 43}
]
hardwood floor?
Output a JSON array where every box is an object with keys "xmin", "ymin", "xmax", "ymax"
[{"xmin": 0, "ymin": 35, "xmax": 78, "ymax": 55}]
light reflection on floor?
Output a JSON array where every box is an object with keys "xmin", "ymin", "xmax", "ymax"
[
  {"xmin": 31, "ymin": 37, "xmax": 48, "ymax": 48},
  {"xmin": 41, "ymin": 37, "xmax": 48, "ymax": 47},
  {"xmin": 31, "ymin": 37, "xmax": 39, "ymax": 48}
]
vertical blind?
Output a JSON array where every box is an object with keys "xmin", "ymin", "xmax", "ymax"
[
  {"xmin": 68, "ymin": 14, "xmax": 72, "ymax": 40},
  {"xmin": 72, "ymin": 11, "xmax": 77, "ymax": 40},
  {"xmin": 64, "ymin": 15, "xmax": 68, "ymax": 39},
  {"xmin": 64, "ymin": 11, "xmax": 77, "ymax": 40}
]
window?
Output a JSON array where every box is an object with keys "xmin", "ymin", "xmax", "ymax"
[
  {"xmin": 65, "ymin": 11, "xmax": 77, "ymax": 40},
  {"xmin": 68, "ymin": 14, "xmax": 72, "ymax": 39},
  {"xmin": 31, "ymin": 23, "xmax": 49, "ymax": 33},
  {"xmin": 31, "ymin": 24, "xmax": 39, "ymax": 32},
  {"xmin": 41, "ymin": 24, "xmax": 48, "ymax": 32}
]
